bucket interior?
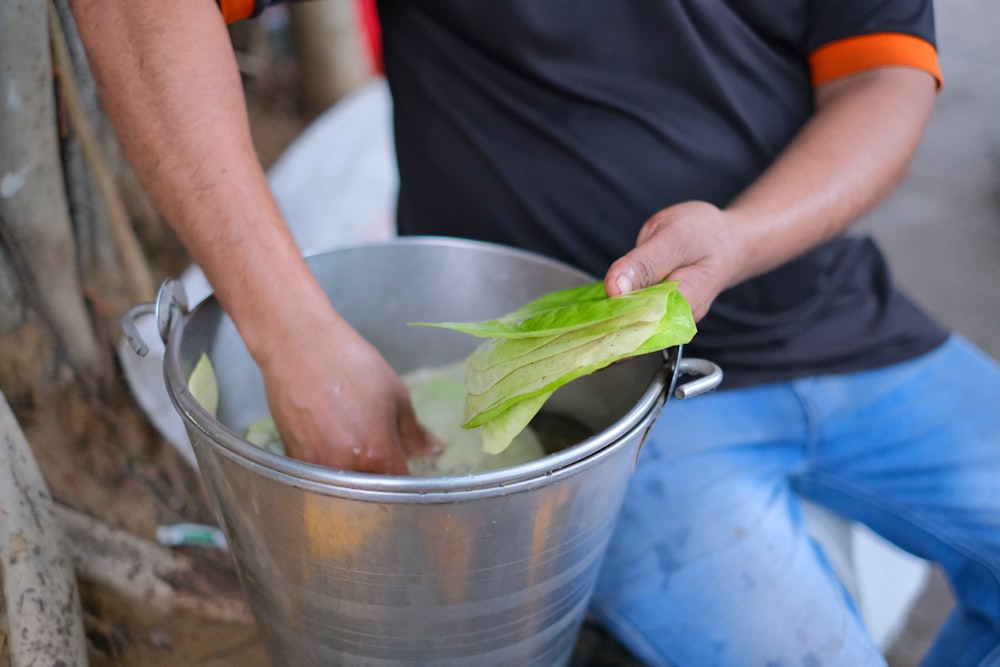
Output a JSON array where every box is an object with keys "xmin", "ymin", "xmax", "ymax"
[{"xmin": 172, "ymin": 238, "xmax": 666, "ymax": 472}]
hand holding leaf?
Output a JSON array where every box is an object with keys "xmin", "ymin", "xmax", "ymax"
[{"xmin": 411, "ymin": 280, "xmax": 696, "ymax": 453}]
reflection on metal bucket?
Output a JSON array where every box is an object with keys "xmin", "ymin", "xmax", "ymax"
[{"xmin": 124, "ymin": 238, "xmax": 722, "ymax": 666}]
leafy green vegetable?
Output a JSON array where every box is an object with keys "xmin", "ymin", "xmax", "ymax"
[
  {"xmin": 410, "ymin": 280, "xmax": 668, "ymax": 339},
  {"xmin": 410, "ymin": 279, "xmax": 696, "ymax": 453},
  {"xmin": 403, "ymin": 362, "xmax": 545, "ymax": 471},
  {"xmin": 187, "ymin": 353, "xmax": 219, "ymax": 417},
  {"xmin": 465, "ymin": 320, "xmax": 660, "ymax": 426},
  {"xmin": 244, "ymin": 416, "xmax": 286, "ymax": 455},
  {"xmin": 629, "ymin": 288, "xmax": 699, "ymax": 355},
  {"xmin": 479, "ymin": 391, "xmax": 551, "ymax": 455},
  {"xmin": 465, "ymin": 311, "xmax": 659, "ymax": 393}
]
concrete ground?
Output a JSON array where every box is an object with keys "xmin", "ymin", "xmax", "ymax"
[{"xmin": 854, "ymin": 1, "xmax": 999, "ymax": 664}]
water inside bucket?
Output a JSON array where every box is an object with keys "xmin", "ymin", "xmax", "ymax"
[
  {"xmin": 529, "ymin": 411, "xmax": 594, "ymax": 455},
  {"xmin": 236, "ymin": 407, "xmax": 593, "ymax": 476}
]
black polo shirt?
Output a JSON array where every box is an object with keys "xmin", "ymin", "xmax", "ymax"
[{"xmin": 377, "ymin": 0, "xmax": 948, "ymax": 388}]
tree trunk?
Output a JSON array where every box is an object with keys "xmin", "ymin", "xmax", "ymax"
[
  {"xmin": 0, "ymin": 3, "xmax": 350, "ymax": 663},
  {"xmin": 1, "ymin": 4, "xmax": 225, "ymax": 663},
  {"xmin": 0, "ymin": 388, "xmax": 88, "ymax": 667},
  {"xmin": 0, "ymin": 0, "xmax": 108, "ymax": 386},
  {"xmin": 48, "ymin": 0, "xmax": 157, "ymax": 308}
]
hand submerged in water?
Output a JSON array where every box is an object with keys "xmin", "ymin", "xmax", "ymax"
[{"xmin": 254, "ymin": 306, "xmax": 439, "ymax": 475}]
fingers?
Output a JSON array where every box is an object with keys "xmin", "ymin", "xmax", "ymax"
[
  {"xmin": 298, "ymin": 426, "xmax": 412, "ymax": 476},
  {"xmin": 354, "ymin": 442, "xmax": 411, "ymax": 476},
  {"xmin": 265, "ymin": 362, "xmax": 439, "ymax": 475},
  {"xmin": 605, "ymin": 206, "xmax": 699, "ymax": 296},
  {"xmin": 605, "ymin": 241, "xmax": 679, "ymax": 296},
  {"xmin": 604, "ymin": 201, "xmax": 732, "ymax": 320},
  {"xmin": 396, "ymin": 396, "xmax": 442, "ymax": 458}
]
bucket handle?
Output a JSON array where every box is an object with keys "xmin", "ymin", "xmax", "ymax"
[
  {"xmin": 632, "ymin": 355, "xmax": 723, "ymax": 466},
  {"xmin": 673, "ymin": 357, "xmax": 723, "ymax": 399},
  {"xmin": 121, "ymin": 278, "xmax": 189, "ymax": 356}
]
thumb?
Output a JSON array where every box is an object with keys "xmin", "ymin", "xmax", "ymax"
[{"xmin": 604, "ymin": 242, "xmax": 675, "ymax": 297}]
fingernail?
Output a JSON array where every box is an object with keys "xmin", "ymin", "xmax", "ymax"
[{"xmin": 615, "ymin": 274, "xmax": 633, "ymax": 295}]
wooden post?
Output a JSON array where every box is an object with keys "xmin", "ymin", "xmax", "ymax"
[{"xmin": 0, "ymin": 389, "xmax": 88, "ymax": 667}]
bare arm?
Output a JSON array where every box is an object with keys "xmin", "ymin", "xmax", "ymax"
[
  {"xmin": 606, "ymin": 67, "xmax": 938, "ymax": 319},
  {"xmin": 71, "ymin": 0, "xmax": 435, "ymax": 472}
]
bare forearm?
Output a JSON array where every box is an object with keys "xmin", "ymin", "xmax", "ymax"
[
  {"xmin": 724, "ymin": 67, "xmax": 937, "ymax": 286},
  {"xmin": 70, "ymin": 0, "xmax": 333, "ymax": 354},
  {"xmin": 606, "ymin": 67, "xmax": 937, "ymax": 319}
]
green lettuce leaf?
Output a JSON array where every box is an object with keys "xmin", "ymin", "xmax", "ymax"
[
  {"xmin": 465, "ymin": 310, "xmax": 662, "ymax": 394},
  {"xmin": 187, "ymin": 353, "xmax": 219, "ymax": 417},
  {"xmin": 244, "ymin": 416, "xmax": 286, "ymax": 455},
  {"xmin": 409, "ymin": 280, "xmax": 674, "ymax": 339},
  {"xmin": 481, "ymin": 391, "xmax": 551, "ymax": 455},
  {"xmin": 465, "ymin": 319, "xmax": 660, "ymax": 426},
  {"xmin": 409, "ymin": 279, "xmax": 697, "ymax": 453},
  {"xmin": 402, "ymin": 362, "xmax": 546, "ymax": 472}
]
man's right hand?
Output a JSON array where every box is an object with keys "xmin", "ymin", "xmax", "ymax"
[{"xmin": 253, "ymin": 304, "xmax": 439, "ymax": 474}]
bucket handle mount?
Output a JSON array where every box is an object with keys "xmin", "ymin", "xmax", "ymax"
[
  {"xmin": 121, "ymin": 278, "xmax": 189, "ymax": 357},
  {"xmin": 673, "ymin": 357, "xmax": 723, "ymax": 400}
]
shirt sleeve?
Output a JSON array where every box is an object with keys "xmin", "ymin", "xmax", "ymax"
[
  {"xmin": 218, "ymin": 0, "xmax": 257, "ymax": 23},
  {"xmin": 804, "ymin": 0, "xmax": 942, "ymax": 88}
]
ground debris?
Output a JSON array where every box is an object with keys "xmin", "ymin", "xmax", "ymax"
[{"xmin": 55, "ymin": 503, "xmax": 251, "ymax": 625}]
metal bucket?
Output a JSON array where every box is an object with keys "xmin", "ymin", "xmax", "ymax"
[{"xmin": 124, "ymin": 237, "xmax": 722, "ymax": 667}]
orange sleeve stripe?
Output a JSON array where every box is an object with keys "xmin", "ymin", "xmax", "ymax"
[
  {"xmin": 808, "ymin": 32, "xmax": 942, "ymax": 88},
  {"xmin": 219, "ymin": 0, "xmax": 257, "ymax": 24}
]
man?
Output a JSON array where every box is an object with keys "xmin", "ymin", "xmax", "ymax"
[{"xmin": 71, "ymin": 1, "xmax": 1000, "ymax": 664}]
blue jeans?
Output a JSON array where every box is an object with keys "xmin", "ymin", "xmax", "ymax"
[{"xmin": 591, "ymin": 335, "xmax": 1000, "ymax": 666}]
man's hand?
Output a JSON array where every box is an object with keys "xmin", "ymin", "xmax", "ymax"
[
  {"xmin": 605, "ymin": 67, "xmax": 937, "ymax": 316},
  {"xmin": 604, "ymin": 201, "xmax": 739, "ymax": 322},
  {"xmin": 235, "ymin": 277, "xmax": 440, "ymax": 474},
  {"xmin": 256, "ymin": 313, "xmax": 438, "ymax": 474}
]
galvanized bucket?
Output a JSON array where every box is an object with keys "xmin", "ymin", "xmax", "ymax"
[{"xmin": 124, "ymin": 238, "xmax": 722, "ymax": 666}]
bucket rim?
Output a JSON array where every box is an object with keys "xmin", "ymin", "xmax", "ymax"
[{"xmin": 162, "ymin": 237, "xmax": 676, "ymax": 495}]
